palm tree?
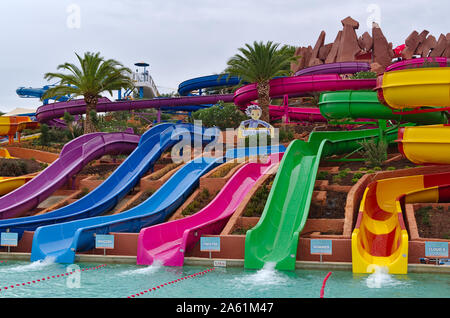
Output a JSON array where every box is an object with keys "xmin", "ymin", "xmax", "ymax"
[
  {"xmin": 42, "ymin": 52, "xmax": 134, "ymax": 134},
  {"xmin": 223, "ymin": 41, "xmax": 296, "ymax": 123}
]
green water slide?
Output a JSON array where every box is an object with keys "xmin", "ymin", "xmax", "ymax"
[{"xmin": 244, "ymin": 91, "xmax": 447, "ymax": 271}]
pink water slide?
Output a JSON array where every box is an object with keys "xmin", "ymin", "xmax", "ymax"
[
  {"xmin": 233, "ymin": 74, "xmax": 377, "ymax": 107},
  {"xmin": 136, "ymin": 152, "xmax": 283, "ymax": 266}
]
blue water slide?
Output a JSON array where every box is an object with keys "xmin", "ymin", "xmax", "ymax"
[
  {"xmin": 30, "ymin": 144, "xmax": 285, "ymax": 263},
  {"xmin": 0, "ymin": 123, "xmax": 210, "ymax": 239},
  {"xmin": 177, "ymin": 74, "xmax": 241, "ymax": 96},
  {"xmin": 16, "ymin": 85, "xmax": 70, "ymax": 104}
]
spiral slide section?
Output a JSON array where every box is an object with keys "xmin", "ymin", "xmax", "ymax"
[
  {"xmin": 179, "ymin": 62, "xmax": 374, "ymax": 123},
  {"xmin": 136, "ymin": 152, "xmax": 284, "ymax": 266},
  {"xmin": 30, "ymin": 145, "xmax": 284, "ymax": 263},
  {"xmin": 352, "ymin": 59, "xmax": 450, "ymax": 274},
  {"xmin": 352, "ymin": 171, "xmax": 450, "ymax": 274},
  {"xmin": 35, "ymin": 95, "xmax": 235, "ymax": 123}
]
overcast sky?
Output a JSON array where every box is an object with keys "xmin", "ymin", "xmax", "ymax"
[{"xmin": 0, "ymin": 0, "xmax": 448, "ymax": 113}]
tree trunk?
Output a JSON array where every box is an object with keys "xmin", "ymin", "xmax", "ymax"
[
  {"xmin": 84, "ymin": 95, "xmax": 98, "ymax": 134},
  {"xmin": 257, "ymin": 80, "xmax": 271, "ymax": 123}
]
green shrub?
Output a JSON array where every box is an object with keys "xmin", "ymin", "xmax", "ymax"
[
  {"xmin": 317, "ymin": 171, "xmax": 329, "ymax": 179},
  {"xmin": 39, "ymin": 123, "xmax": 50, "ymax": 146},
  {"xmin": 181, "ymin": 188, "xmax": 211, "ymax": 216},
  {"xmin": 242, "ymin": 176, "xmax": 274, "ymax": 217},
  {"xmin": 278, "ymin": 125, "xmax": 295, "ymax": 142},
  {"xmin": 190, "ymin": 101, "xmax": 246, "ymax": 130},
  {"xmin": 416, "ymin": 206, "xmax": 432, "ymax": 226},
  {"xmin": 77, "ymin": 187, "xmax": 90, "ymax": 199},
  {"xmin": 358, "ymin": 138, "xmax": 388, "ymax": 167},
  {"xmin": 350, "ymin": 71, "xmax": 377, "ymax": 79},
  {"xmin": 0, "ymin": 159, "xmax": 28, "ymax": 176}
]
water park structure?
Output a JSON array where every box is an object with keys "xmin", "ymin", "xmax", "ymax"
[{"xmin": 0, "ymin": 14, "xmax": 448, "ymax": 300}]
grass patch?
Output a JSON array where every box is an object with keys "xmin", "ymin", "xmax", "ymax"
[
  {"xmin": 209, "ymin": 161, "xmax": 241, "ymax": 178},
  {"xmin": 148, "ymin": 162, "xmax": 182, "ymax": 180},
  {"xmin": 242, "ymin": 174, "xmax": 275, "ymax": 217},
  {"xmin": 181, "ymin": 188, "xmax": 214, "ymax": 216}
]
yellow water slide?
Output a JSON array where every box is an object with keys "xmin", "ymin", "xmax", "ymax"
[
  {"xmin": 0, "ymin": 176, "xmax": 34, "ymax": 196},
  {"xmin": 0, "ymin": 116, "xmax": 39, "ymax": 144},
  {"xmin": 353, "ymin": 64, "xmax": 450, "ymax": 274}
]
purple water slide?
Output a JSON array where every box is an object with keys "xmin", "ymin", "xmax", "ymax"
[
  {"xmin": 294, "ymin": 61, "xmax": 371, "ymax": 76},
  {"xmin": 0, "ymin": 131, "xmax": 140, "ymax": 219},
  {"xmin": 233, "ymin": 74, "xmax": 377, "ymax": 107},
  {"xmin": 385, "ymin": 57, "xmax": 450, "ymax": 72},
  {"xmin": 35, "ymin": 95, "xmax": 234, "ymax": 123},
  {"xmin": 136, "ymin": 152, "xmax": 283, "ymax": 266}
]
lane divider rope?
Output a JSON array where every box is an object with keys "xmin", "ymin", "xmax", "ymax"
[
  {"xmin": 0, "ymin": 264, "xmax": 107, "ymax": 292},
  {"xmin": 127, "ymin": 267, "xmax": 215, "ymax": 298}
]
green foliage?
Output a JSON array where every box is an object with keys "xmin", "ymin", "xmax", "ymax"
[
  {"xmin": 350, "ymin": 71, "xmax": 377, "ymax": 79},
  {"xmin": 209, "ymin": 161, "xmax": 241, "ymax": 178},
  {"xmin": 358, "ymin": 138, "xmax": 388, "ymax": 167},
  {"xmin": 317, "ymin": 171, "xmax": 329, "ymax": 179},
  {"xmin": 149, "ymin": 163, "xmax": 181, "ymax": 180},
  {"xmin": 181, "ymin": 188, "xmax": 212, "ymax": 216},
  {"xmin": 42, "ymin": 51, "xmax": 134, "ymax": 133},
  {"xmin": 278, "ymin": 125, "xmax": 295, "ymax": 142},
  {"xmin": 416, "ymin": 206, "xmax": 432, "ymax": 226},
  {"xmin": 39, "ymin": 123, "xmax": 50, "ymax": 146},
  {"xmin": 77, "ymin": 187, "xmax": 90, "ymax": 199},
  {"xmin": 190, "ymin": 101, "xmax": 246, "ymax": 130},
  {"xmin": 0, "ymin": 159, "xmax": 28, "ymax": 176},
  {"xmin": 242, "ymin": 176, "xmax": 274, "ymax": 217},
  {"xmin": 223, "ymin": 41, "xmax": 296, "ymax": 84}
]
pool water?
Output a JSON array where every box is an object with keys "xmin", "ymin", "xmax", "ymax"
[{"xmin": 0, "ymin": 259, "xmax": 448, "ymax": 298}]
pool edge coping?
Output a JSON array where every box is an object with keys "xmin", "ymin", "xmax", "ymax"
[{"xmin": 0, "ymin": 252, "xmax": 448, "ymax": 274}]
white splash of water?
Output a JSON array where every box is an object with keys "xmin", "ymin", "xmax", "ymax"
[
  {"xmin": 239, "ymin": 262, "xmax": 288, "ymax": 287},
  {"xmin": 1, "ymin": 256, "xmax": 56, "ymax": 273},
  {"xmin": 365, "ymin": 265, "xmax": 403, "ymax": 288},
  {"xmin": 118, "ymin": 260, "xmax": 163, "ymax": 276}
]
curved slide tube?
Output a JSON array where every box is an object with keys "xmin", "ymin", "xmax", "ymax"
[
  {"xmin": 233, "ymin": 74, "xmax": 376, "ymax": 108},
  {"xmin": 352, "ymin": 171, "xmax": 450, "ymax": 274},
  {"xmin": 136, "ymin": 152, "xmax": 284, "ymax": 266},
  {"xmin": 377, "ymin": 66, "xmax": 450, "ymax": 109},
  {"xmin": 319, "ymin": 91, "xmax": 447, "ymax": 125},
  {"xmin": 0, "ymin": 176, "xmax": 34, "ymax": 196},
  {"xmin": 398, "ymin": 125, "xmax": 450, "ymax": 165},
  {"xmin": 0, "ymin": 148, "xmax": 14, "ymax": 158},
  {"xmin": 30, "ymin": 145, "xmax": 284, "ymax": 263},
  {"xmin": 0, "ymin": 131, "xmax": 140, "ymax": 220},
  {"xmin": 177, "ymin": 74, "xmax": 241, "ymax": 96},
  {"xmin": 0, "ymin": 116, "xmax": 39, "ymax": 144},
  {"xmin": 244, "ymin": 128, "xmax": 399, "ymax": 270},
  {"xmin": 16, "ymin": 86, "xmax": 70, "ymax": 102},
  {"xmin": 35, "ymin": 95, "xmax": 234, "ymax": 123},
  {"xmin": 0, "ymin": 123, "xmax": 205, "ymax": 238},
  {"xmin": 385, "ymin": 57, "xmax": 450, "ymax": 72},
  {"xmin": 294, "ymin": 61, "xmax": 370, "ymax": 76}
]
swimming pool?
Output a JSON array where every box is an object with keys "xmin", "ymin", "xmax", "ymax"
[{"xmin": 0, "ymin": 259, "xmax": 448, "ymax": 298}]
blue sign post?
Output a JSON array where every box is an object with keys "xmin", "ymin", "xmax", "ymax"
[
  {"xmin": 95, "ymin": 234, "xmax": 114, "ymax": 256},
  {"xmin": 310, "ymin": 239, "xmax": 332, "ymax": 262},
  {"xmin": 200, "ymin": 236, "xmax": 221, "ymax": 259},
  {"xmin": 1, "ymin": 232, "xmax": 18, "ymax": 253},
  {"xmin": 425, "ymin": 241, "xmax": 448, "ymax": 265}
]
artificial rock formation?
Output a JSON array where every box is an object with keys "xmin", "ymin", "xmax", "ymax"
[{"xmin": 291, "ymin": 17, "xmax": 450, "ymax": 74}]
